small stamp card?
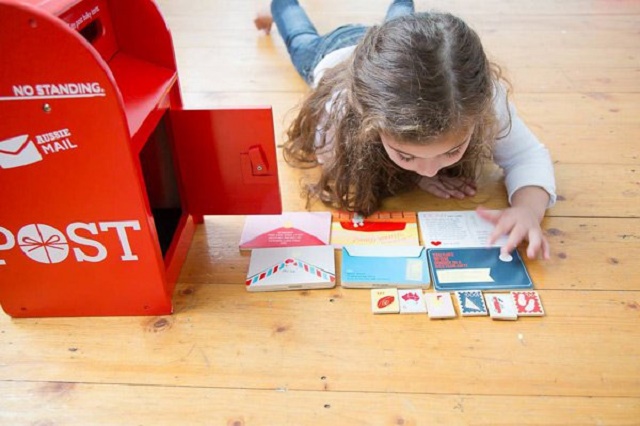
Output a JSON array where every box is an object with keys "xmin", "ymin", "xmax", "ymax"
[
  {"xmin": 424, "ymin": 292, "xmax": 456, "ymax": 319},
  {"xmin": 485, "ymin": 293, "xmax": 518, "ymax": 320},
  {"xmin": 511, "ymin": 291, "xmax": 545, "ymax": 316},
  {"xmin": 398, "ymin": 289, "xmax": 427, "ymax": 314},
  {"xmin": 371, "ymin": 288, "xmax": 400, "ymax": 314},
  {"xmin": 455, "ymin": 290, "xmax": 488, "ymax": 316}
]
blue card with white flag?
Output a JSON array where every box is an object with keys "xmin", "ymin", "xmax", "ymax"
[{"xmin": 427, "ymin": 247, "xmax": 533, "ymax": 291}]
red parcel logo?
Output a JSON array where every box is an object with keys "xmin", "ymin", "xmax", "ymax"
[{"xmin": 0, "ymin": 220, "xmax": 141, "ymax": 265}]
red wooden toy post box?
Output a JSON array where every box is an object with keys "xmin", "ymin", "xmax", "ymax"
[{"xmin": 0, "ymin": 0, "xmax": 282, "ymax": 317}]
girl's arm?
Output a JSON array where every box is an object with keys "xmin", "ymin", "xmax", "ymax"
[
  {"xmin": 484, "ymin": 83, "xmax": 556, "ymax": 259},
  {"xmin": 491, "ymin": 90, "xmax": 556, "ymax": 209}
]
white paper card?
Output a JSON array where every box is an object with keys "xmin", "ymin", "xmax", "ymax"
[{"xmin": 418, "ymin": 210, "xmax": 509, "ymax": 248}]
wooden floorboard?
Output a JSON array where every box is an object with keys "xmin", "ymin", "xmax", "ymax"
[
  {"xmin": 2, "ymin": 382, "xmax": 638, "ymax": 425},
  {"xmin": 1, "ymin": 0, "xmax": 639, "ymax": 424},
  {"xmin": 2, "ymin": 285, "xmax": 638, "ymax": 395}
]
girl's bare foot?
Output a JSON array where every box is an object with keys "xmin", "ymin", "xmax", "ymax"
[{"xmin": 254, "ymin": 10, "xmax": 273, "ymax": 35}]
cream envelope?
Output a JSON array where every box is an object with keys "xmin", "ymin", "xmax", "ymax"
[
  {"xmin": 0, "ymin": 134, "xmax": 43, "ymax": 169},
  {"xmin": 341, "ymin": 245, "xmax": 431, "ymax": 289},
  {"xmin": 245, "ymin": 245, "xmax": 336, "ymax": 292}
]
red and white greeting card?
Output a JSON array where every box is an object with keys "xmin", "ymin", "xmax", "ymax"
[{"xmin": 240, "ymin": 212, "xmax": 331, "ymax": 250}]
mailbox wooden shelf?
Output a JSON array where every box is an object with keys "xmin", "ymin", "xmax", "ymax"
[{"xmin": 0, "ymin": 0, "xmax": 282, "ymax": 318}]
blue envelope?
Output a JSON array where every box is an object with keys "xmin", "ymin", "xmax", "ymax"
[{"xmin": 341, "ymin": 246, "xmax": 431, "ymax": 289}]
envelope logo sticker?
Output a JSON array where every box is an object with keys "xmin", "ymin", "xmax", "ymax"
[{"xmin": 0, "ymin": 134, "xmax": 43, "ymax": 169}]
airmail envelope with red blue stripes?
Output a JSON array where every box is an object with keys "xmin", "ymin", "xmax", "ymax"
[{"xmin": 246, "ymin": 245, "xmax": 336, "ymax": 292}]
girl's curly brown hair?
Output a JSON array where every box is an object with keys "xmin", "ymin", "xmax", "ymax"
[{"xmin": 283, "ymin": 12, "xmax": 511, "ymax": 216}]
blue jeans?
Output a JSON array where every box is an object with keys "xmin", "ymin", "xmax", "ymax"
[{"xmin": 271, "ymin": 0, "xmax": 415, "ymax": 84}]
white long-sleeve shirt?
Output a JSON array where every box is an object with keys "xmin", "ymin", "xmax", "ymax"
[{"xmin": 312, "ymin": 46, "xmax": 557, "ymax": 208}]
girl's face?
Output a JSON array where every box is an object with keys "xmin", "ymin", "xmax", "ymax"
[{"xmin": 380, "ymin": 127, "xmax": 473, "ymax": 177}]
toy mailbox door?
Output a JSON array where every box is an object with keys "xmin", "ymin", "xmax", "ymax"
[{"xmin": 168, "ymin": 107, "xmax": 282, "ymax": 216}]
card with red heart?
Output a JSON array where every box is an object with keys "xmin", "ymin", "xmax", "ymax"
[{"xmin": 418, "ymin": 210, "xmax": 509, "ymax": 248}]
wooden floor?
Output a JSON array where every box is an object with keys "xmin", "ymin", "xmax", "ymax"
[{"xmin": 2, "ymin": 0, "xmax": 640, "ymax": 424}]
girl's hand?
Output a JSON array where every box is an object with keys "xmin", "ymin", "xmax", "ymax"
[
  {"xmin": 418, "ymin": 175, "xmax": 477, "ymax": 199},
  {"xmin": 476, "ymin": 205, "xmax": 550, "ymax": 260},
  {"xmin": 254, "ymin": 10, "xmax": 273, "ymax": 34}
]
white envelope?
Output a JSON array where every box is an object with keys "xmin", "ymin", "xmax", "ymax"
[
  {"xmin": 0, "ymin": 134, "xmax": 43, "ymax": 169},
  {"xmin": 246, "ymin": 245, "xmax": 336, "ymax": 292}
]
